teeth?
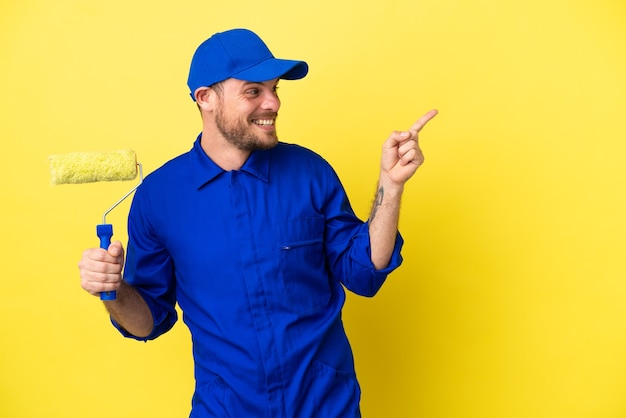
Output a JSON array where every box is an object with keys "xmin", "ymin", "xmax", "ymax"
[{"xmin": 253, "ymin": 119, "xmax": 275, "ymax": 126}]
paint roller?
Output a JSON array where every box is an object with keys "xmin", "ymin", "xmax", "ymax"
[{"xmin": 49, "ymin": 149, "xmax": 143, "ymax": 301}]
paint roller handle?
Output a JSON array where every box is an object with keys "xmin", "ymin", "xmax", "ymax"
[{"xmin": 96, "ymin": 223, "xmax": 117, "ymax": 301}]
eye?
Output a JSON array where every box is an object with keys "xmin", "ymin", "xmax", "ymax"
[{"xmin": 245, "ymin": 88, "xmax": 260, "ymax": 97}]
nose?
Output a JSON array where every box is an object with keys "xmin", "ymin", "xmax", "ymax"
[{"xmin": 261, "ymin": 90, "xmax": 280, "ymax": 112}]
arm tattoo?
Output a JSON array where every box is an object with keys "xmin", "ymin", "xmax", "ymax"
[{"xmin": 369, "ymin": 186, "xmax": 384, "ymax": 222}]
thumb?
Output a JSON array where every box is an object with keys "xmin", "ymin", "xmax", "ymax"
[{"xmin": 108, "ymin": 240, "xmax": 125, "ymax": 259}]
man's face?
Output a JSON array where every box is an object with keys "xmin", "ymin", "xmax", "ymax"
[{"xmin": 213, "ymin": 78, "xmax": 281, "ymax": 152}]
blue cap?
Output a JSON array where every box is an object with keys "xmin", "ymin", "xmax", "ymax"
[{"xmin": 187, "ymin": 28, "xmax": 309, "ymax": 101}]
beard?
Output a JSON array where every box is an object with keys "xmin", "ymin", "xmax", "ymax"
[{"xmin": 214, "ymin": 103, "xmax": 279, "ymax": 152}]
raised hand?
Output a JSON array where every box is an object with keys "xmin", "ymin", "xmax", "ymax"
[{"xmin": 379, "ymin": 109, "xmax": 438, "ymax": 186}]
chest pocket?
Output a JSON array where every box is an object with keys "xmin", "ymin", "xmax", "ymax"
[{"xmin": 279, "ymin": 216, "xmax": 330, "ymax": 315}]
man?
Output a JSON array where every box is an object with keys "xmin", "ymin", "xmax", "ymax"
[{"xmin": 79, "ymin": 28, "xmax": 437, "ymax": 417}]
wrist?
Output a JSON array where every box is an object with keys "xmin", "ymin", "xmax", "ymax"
[{"xmin": 377, "ymin": 174, "xmax": 405, "ymax": 197}]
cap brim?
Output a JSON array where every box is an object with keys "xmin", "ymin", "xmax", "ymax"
[{"xmin": 233, "ymin": 58, "xmax": 308, "ymax": 82}]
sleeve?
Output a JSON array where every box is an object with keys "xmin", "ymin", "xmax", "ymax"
[
  {"xmin": 111, "ymin": 185, "xmax": 178, "ymax": 341},
  {"xmin": 322, "ymin": 166, "xmax": 404, "ymax": 297}
]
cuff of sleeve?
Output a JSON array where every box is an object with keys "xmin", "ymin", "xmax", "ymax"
[
  {"xmin": 343, "ymin": 228, "xmax": 404, "ymax": 297},
  {"xmin": 350, "ymin": 225, "xmax": 404, "ymax": 272},
  {"xmin": 371, "ymin": 231, "xmax": 404, "ymax": 274},
  {"xmin": 110, "ymin": 287, "xmax": 177, "ymax": 342}
]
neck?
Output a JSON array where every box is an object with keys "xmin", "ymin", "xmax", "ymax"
[{"xmin": 199, "ymin": 129, "xmax": 251, "ymax": 171}]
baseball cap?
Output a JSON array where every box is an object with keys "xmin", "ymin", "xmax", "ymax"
[{"xmin": 187, "ymin": 28, "xmax": 309, "ymax": 101}]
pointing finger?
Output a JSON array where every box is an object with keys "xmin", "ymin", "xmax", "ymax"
[{"xmin": 409, "ymin": 109, "xmax": 439, "ymax": 135}]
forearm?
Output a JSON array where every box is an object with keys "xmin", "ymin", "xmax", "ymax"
[
  {"xmin": 103, "ymin": 281, "xmax": 154, "ymax": 338},
  {"xmin": 368, "ymin": 176, "xmax": 404, "ymax": 270},
  {"xmin": 367, "ymin": 110, "xmax": 437, "ymax": 269}
]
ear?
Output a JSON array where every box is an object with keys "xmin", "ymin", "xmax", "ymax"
[{"xmin": 194, "ymin": 87, "xmax": 215, "ymax": 111}]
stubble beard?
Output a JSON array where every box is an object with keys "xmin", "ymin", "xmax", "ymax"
[{"xmin": 214, "ymin": 105, "xmax": 279, "ymax": 153}]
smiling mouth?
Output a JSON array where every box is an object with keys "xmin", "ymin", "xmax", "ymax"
[{"xmin": 252, "ymin": 118, "xmax": 275, "ymax": 126}]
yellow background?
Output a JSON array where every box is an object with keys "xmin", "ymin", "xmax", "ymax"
[{"xmin": 2, "ymin": 0, "xmax": 626, "ymax": 417}]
